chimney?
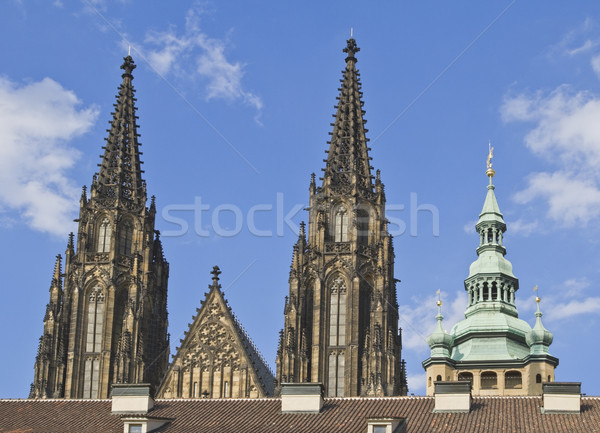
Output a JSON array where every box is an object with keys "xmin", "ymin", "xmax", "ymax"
[
  {"xmin": 111, "ymin": 383, "xmax": 154, "ymax": 414},
  {"xmin": 542, "ymin": 382, "xmax": 581, "ymax": 414},
  {"xmin": 433, "ymin": 381, "xmax": 471, "ymax": 413},
  {"xmin": 281, "ymin": 383, "xmax": 323, "ymax": 414}
]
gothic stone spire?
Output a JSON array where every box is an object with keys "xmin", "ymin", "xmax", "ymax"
[
  {"xmin": 277, "ymin": 38, "xmax": 406, "ymax": 398},
  {"xmin": 32, "ymin": 55, "xmax": 169, "ymax": 400},
  {"xmin": 93, "ymin": 55, "xmax": 146, "ymax": 208},
  {"xmin": 322, "ymin": 38, "xmax": 373, "ymax": 196}
]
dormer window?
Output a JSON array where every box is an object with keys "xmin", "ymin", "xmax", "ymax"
[
  {"xmin": 366, "ymin": 418, "xmax": 403, "ymax": 433},
  {"xmin": 334, "ymin": 206, "xmax": 348, "ymax": 242}
]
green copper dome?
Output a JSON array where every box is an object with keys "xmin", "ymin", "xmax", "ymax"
[
  {"xmin": 423, "ymin": 156, "xmax": 558, "ymax": 376},
  {"xmin": 526, "ymin": 299, "xmax": 554, "ymax": 355},
  {"xmin": 426, "ymin": 303, "xmax": 454, "ymax": 358}
]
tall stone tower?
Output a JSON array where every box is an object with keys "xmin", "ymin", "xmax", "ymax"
[
  {"xmin": 276, "ymin": 38, "xmax": 407, "ymax": 397},
  {"xmin": 422, "ymin": 151, "xmax": 558, "ymax": 396},
  {"xmin": 31, "ymin": 56, "xmax": 170, "ymax": 399}
]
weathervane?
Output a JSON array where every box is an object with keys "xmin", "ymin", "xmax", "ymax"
[{"xmin": 486, "ymin": 140, "xmax": 495, "ymax": 178}]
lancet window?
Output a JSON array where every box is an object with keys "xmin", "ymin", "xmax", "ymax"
[{"xmin": 97, "ymin": 218, "xmax": 111, "ymax": 253}]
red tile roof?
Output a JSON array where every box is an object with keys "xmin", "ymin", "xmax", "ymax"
[{"xmin": 1, "ymin": 396, "xmax": 599, "ymax": 433}]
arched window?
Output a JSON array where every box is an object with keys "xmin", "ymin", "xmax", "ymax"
[
  {"xmin": 481, "ymin": 371, "xmax": 498, "ymax": 389},
  {"xmin": 548, "ymin": 375, "xmax": 551, "ymax": 382},
  {"xmin": 86, "ymin": 287, "xmax": 104, "ymax": 352},
  {"xmin": 505, "ymin": 371, "xmax": 522, "ymax": 389},
  {"xmin": 458, "ymin": 372, "xmax": 473, "ymax": 383},
  {"xmin": 491, "ymin": 282, "xmax": 498, "ymax": 301},
  {"xmin": 329, "ymin": 277, "xmax": 346, "ymax": 346},
  {"xmin": 97, "ymin": 218, "xmax": 111, "ymax": 253},
  {"xmin": 436, "ymin": 375, "xmax": 442, "ymax": 382},
  {"xmin": 119, "ymin": 221, "xmax": 134, "ymax": 255},
  {"xmin": 327, "ymin": 276, "xmax": 346, "ymax": 398},
  {"xmin": 334, "ymin": 206, "xmax": 348, "ymax": 242},
  {"xmin": 83, "ymin": 287, "xmax": 104, "ymax": 398},
  {"xmin": 536, "ymin": 374, "xmax": 542, "ymax": 384}
]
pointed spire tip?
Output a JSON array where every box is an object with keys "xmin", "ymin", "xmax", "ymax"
[
  {"xmin": 210, "ymin": 265, "xmax": 222, "ymax": 289},
  {"xmin": 343, "ymin": 37, "xmax": 360, "ymax": 62}
]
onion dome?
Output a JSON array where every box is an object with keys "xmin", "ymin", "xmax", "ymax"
[
  {"xmin": 426, "ymin": 300, "xmax": 454, "ymax": 358},
  {"xmin": 526, "ymin": 296, "xmax": 554, "ymax": 355}
]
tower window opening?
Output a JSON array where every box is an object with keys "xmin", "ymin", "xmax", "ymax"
[
  {"xmin": 334, "ymin": 206, "xmax": 349, "ymax": 242},
  {"xmin": 119, "ymin": 221, "xmax": 134, "ymax": 255},
  {"xmin": 505, "ymin": 371, "xmax": 522, "ymax": 389},
  {"xmin": 436, "ymin": 375, "xmax": 442, "ymax": 382},
  {"xmin": 327, "ymin": 276, "xmax": 347, "ymax": 397},
  {"xmin": 536, "ymin": 374, "xmax": 542, "ymax": 384},
  {"xmin": 328, "ymin": 351, "xmax": 345, "ymax": 397},
  {"xmin": 481, "ymin": 371, "xmax": 497, "ymax": 389},
  {"xmin": 85, "ymin": 287, "xmax": 104, "ymax": 353},
  {"xmin": 458, "ymin": 372, "xmax": 473, "ymax": 383},
  {"xmin": 329, "ymin": 277, "xmax": 347, "ymax": 346},
  {"xmin": 97, "ymin": 218, "xmax": 111, "ymax": 253},
  {"xmin": 83, "ymin": 287, "xmax": 104, "ymax": 398}
]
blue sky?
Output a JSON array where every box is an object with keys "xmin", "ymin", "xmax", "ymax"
[{"xmin": 1, "ymin": 0, "xmax": 600, "ymax": 397}]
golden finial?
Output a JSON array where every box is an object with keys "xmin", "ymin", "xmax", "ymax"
[
  {"xmin": 486, "ymin": 140, "xmax": 495, "ymax": 178},
  {"xmin": 436, "ymin": 289, "xmax": 442, "ymax": 307},
  {"xmin": 436, "ymin": 299, "xmax": 442, "ymax": 307},
  {"xmin": 533, "ymin": 285, "xmax": 540, "ymax": 303}
]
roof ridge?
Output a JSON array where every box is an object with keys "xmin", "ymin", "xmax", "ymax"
[{"xmin": 0, "ymin": 398, "xmax": 111, "ymax": 402}]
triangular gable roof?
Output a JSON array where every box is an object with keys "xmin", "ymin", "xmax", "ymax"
[{"xmin": 158, "ymin": 267, "xmax": 274, "ymax": 398}]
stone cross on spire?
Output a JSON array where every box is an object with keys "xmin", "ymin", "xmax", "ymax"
[
  {"xmin": 121, "ymin": 54, "xmax": 136, "ymax": 77},
  {"xmin": 343, "ymin": 37, "xmax": 360, "ymax": 62},
  {"xmin": 211, "ymin": 266, "xmax": 222, "ymax": 289}
]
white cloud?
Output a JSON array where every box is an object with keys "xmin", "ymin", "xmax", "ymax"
[
  {"xmin": 398, "ymin": 290, "xmax": 467, "ymax": 352},
  {"xmin": 563, "ymin": 277, "xmax": 590, "ymax": 297},
  {"xmin": 546, "ymin": 297, "xmax": 600, "ymax": 321},
  {"xmin": 0, "ymin": 77, "xmax": 98, "ymax": 235},
  {"xmin": 407, "ymin": 373, "xmax": 426, "ymax": 395},
  {"xmin": 142, "ymin": 6, "xmax": 263, "ymax": 123},
  {"xmin": 592, "ymin": 55, "xmax": 600, "ymax": 78},
  {"xmin": 567, "ymin": 39, "xmax": 599, "ymax": 56},
  {"xmin": 550, "ymin": 18, "xmax": 598, "ymax": 57},
  {"xmin": 506, "ymin": 218, "xmax": 539, "ymax": 236},
  {"xmin": 462, "ymin": 219, "xmax": 478, "ymax": 234},
  {"xmin": 514, "ymin": 172, "xmax": 600, "ymax": 226},
  {"xmin": 517, "ymin": 277, "xmax": 598, "ymax": 322},
  {"xmin": 502, "ymin": 85, "xmax": 600, "ymax": 227}
]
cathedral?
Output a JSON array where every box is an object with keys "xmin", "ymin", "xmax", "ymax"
[
  {"xmin": 7, "ymin": 33, "xmax": 598, "ymax": 433},
  {"xmin": 30, "ymin": 37, "xmax": 552, "ymax": 402}
]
